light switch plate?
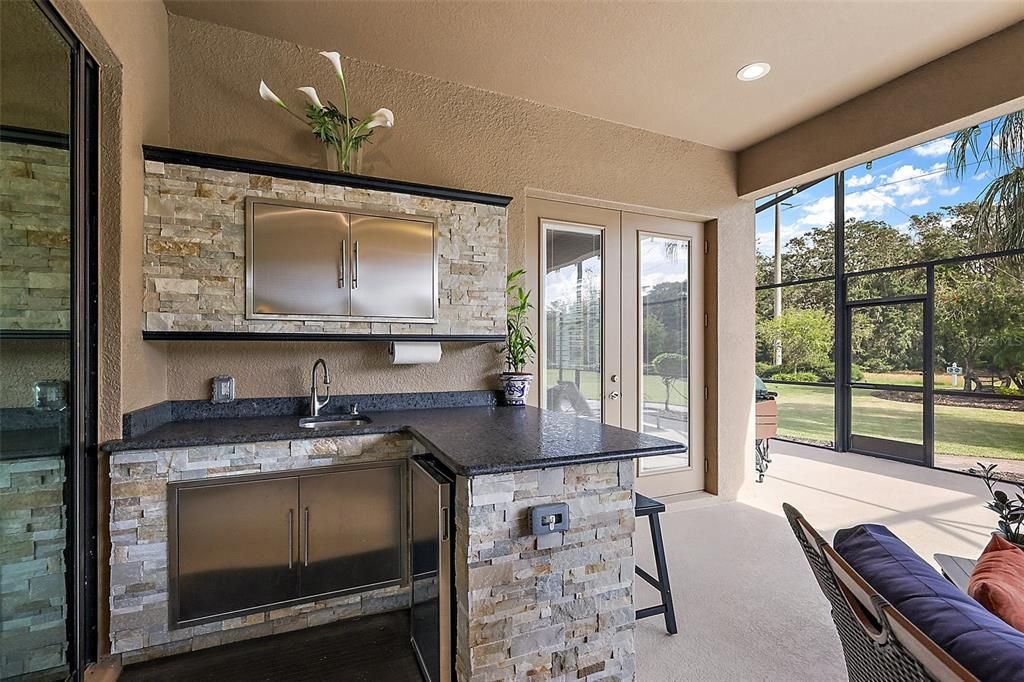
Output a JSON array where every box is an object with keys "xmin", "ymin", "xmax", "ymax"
[{"xmin": 211, "ymin": 375, "xmax": 235, "ymax": 403}]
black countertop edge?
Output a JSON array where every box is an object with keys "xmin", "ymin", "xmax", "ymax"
[
  {"xmin": 0, "ymin": 328, "xmax": 71, "ymax": 339},
  {"xmin": 142, "ymin": 331, "xmax": 506, "ymax": 343},
  {"xmin": 142, "ymin": 146, "xmax": 514, "ymax": 208}
]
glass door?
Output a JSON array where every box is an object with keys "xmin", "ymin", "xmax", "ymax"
[
  {"xmin": 623, "ymin": 213, "xmax": 704, "ymax": 497},
  {"xmin": 1, "ymin": 1, "xmax": 97, "ymax": 677},
  {"xmin": 529, "ymin": 198, "xmax": 705, "ymax": 495},
  {"xmin": 846, "ymin": 298, "xmax": 929, "ymax": 464},
  {"xmin": 532, "ymin": 198, "xmax": 622, "ymax": 426}
]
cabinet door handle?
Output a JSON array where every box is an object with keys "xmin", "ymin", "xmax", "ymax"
[
  {"xmin": 338, "ymin": 240, "xmax": 346, "ymax": 287},
  {"xmin": 287, "ymin": 509, "xmax": 294, "ymax": 570},
  {"xmin": 303, "ymin": 507, "xmax": 310, "ymax": 567},
  {"xmin": 440, "ymin": 506, "xmax": 450, "ymax": 542},
  {"xmin": 352, "ymin": 241, "xmax": 359, "ymax": 290}
]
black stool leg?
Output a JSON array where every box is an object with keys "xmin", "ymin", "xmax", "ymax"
[{"xmin": 649, "ymin": 512, "xmax": 678, "ymax": 635}]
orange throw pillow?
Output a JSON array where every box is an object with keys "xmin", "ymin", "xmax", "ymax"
[{"xmin": 968, "ymin": 534, "xmax": 1024, "ymax": 632}]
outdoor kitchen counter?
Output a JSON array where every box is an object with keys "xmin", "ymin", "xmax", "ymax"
[{"xmin": 101, "ymin": 405, "xmax": 685, "ymax": 476}]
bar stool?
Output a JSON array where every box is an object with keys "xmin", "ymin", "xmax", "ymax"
[{"xmin": 634, "ymin": 492, "xmax": 678, "ymax": 634}]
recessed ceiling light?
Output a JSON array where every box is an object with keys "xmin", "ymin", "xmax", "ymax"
[{"xmin": 737, "ymin": 62, "xmax": 771, "ymax": 82}]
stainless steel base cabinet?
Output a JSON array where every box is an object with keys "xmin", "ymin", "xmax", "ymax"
[
  {"xmin": 410, "ymin": 456, "xmax": 453, "ymax": 682},
  {"xmin": 299, "ymin": 465, "xmax": 404, "ymax": 598},
  {"xmin": 171, "ymin": 476, "xmax": 300, "ymax": 626},
  {"xmin": 169, "ymin": 461, "xmax": 406, "ymax": 629}
]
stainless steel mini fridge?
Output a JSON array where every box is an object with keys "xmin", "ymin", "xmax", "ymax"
[{"xmin": 410, "ymin": 456, "xmax": 453, "ymax": 682}]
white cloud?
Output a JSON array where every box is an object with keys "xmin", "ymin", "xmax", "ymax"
[
  {"xmin": 937, "ymin": 186, "xmax": 960, "ymax": 197},
  {"xmin": 973, "ymin": 170, "xmax": 991, "ymax": 182},
  {"xmin": 912, "ymin": 138, "xmax": 953, "ymax": 157},
  {"xmin": 846, "ymin": 173, "xmax": 874, "ymax": 187},
  {"xmin": 906, "ymin": 196, "xmax": 930, "ymax": 208}
]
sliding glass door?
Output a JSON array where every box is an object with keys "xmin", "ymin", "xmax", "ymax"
[
  {"xmin": 529, "ymin": 198, "xmax": 704, "ymax": 496},
  {"xmin": 0, "ymin": 1, "xmax": 98, "ymax": 678}
]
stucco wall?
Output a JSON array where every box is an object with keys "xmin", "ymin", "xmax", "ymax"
[
  {"xmin": 162, "ymin": 14, "xmax": 754, "ymax": 498},
  {"xmin": 738, "ymin": 21, "xmax": 1024, "ymax": 197},
  {"xmin": 76, "ymin": 0, "xmax": 171, "ymax": 428}
]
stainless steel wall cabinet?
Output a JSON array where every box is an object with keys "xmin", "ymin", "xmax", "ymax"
[{"xmin": 246, "ymin": 199, "xmax": 437, "ymax": 322}]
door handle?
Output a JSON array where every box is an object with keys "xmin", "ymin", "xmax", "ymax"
[
  {"xmin": 338, "ymin": 240, "xmax": 346, "ymax": 287},
  {"xmin": 303, "ymin": 507, "xmax": 310, "ymax": 567},
  {"xmin": 287, "ymin": 509, "xmax": 294, "ymax": 570},
  {"xmin": 609, "ymin": 391, "xmax": 621, "ymax": 400},
  {"xmin": 440, "ymin": 506, "xmax": 450, "ymax": 542},
  {"xmin": 352, "ymin": 241, "xmax": 359, "ymax": 289}
]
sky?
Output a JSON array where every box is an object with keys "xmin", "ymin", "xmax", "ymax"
[{"xmin": 755, "ymin": 119, "xmax": 1005, "ymax": 257}]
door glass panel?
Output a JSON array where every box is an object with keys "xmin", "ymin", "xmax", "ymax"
[
  {"xmin": 0, "ymin": 1, "xmax": 73, "ymax": 677},
  {"xmin": 850, "ymin": 303, "xmax": 924, "ymax": 386},
  {"xmin": 851, "ymin": 387, "xmax": 924, "ymax": 444},
  {"xmin": 543, "ymin": 223, "xmax": 602, "ymax": 420},
  {"xmin": 637, "ymin": 235, "xmax": 691, "ymax": 472},
  {"xmin": 849, "ymin": 302, "xmax": 926, "ymax": 463}
]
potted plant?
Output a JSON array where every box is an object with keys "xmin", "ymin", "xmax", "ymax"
[
  {"xmin": 500, "ymin": 269, "xmax": 536, "ymax": 406},
  {"xmin": 259, "ymin": 50, "xmax": 394, "ymax": 173},
  {"xmin": 978, "ymin": 462, "xmax": 1024, "ymax": 549}
]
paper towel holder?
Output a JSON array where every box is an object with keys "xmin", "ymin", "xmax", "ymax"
[{"xmin": 388, "ymin": 341, "xmax": 443, "ymax": 365}]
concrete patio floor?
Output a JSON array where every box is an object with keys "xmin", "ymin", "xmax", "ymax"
[{"xmin": 635, "ymin": 440, "xmax": 996, "ymax": 681}]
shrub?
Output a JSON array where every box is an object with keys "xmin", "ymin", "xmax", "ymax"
[
  {"xmin": 995, "ymin": 385, "xmax": 1024, "ymax": 397},
  {"xmin": 771, "ymin": 371, "xmax": 819, "ymax": 383},
  {"xmin": 756, "ymin": 363, "xmax": 783, "ymax": 378},
  {"xmin": 850, "ymin": 364, "xmax": 865, "ymax": 382}
]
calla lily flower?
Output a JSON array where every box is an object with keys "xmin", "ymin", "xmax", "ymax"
[
  {"xmin": 259, "ymin": 80, "xmax": 287, "ymax": 108},
  {"xmin": 365, "ymin": 108, "xmax": 395, "ymax": 130},
  {"xmin": 297, "ymin": 87, "xmax": 324, "ymax": 109},
  {"xmin": 319, "ymin": 51, "xmax": 344, "ymax": 79}
]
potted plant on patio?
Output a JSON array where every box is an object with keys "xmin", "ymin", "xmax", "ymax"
[
  {"xmin": 977, "ymin": 461, "xmax": 1024, "ymax": 549},
  {"xmin": 499, "ymin": 269, "xmax": 536, "ymax": 406}
]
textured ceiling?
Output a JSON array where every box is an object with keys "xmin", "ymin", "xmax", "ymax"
[{"xmin": 164, "ymin": 0, "xmax": 1024, "ymax": 151}]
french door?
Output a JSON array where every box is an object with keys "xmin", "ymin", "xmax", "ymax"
[{"xmin": 527, "ymin": 198, "xmax": 705, "ymax": 496}]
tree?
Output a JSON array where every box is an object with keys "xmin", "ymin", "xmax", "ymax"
[
  {"xmin": 652, "ymin": 352, "xmax": 685, "ymax": 411},
  {"xmin": 756, "ymin": 309, "xmax": 833, "ymax": 373},
  {"xmin": 643, "ymin": 314, "xmax": 667, "ymax": 363},
  {"xmin": 948, "ymin": 110, "xmax": 1024, "ymax": 250}
]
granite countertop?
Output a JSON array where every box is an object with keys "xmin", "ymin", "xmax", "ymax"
[{"xmin": 102, "ymin": 405, "xmax": 686, "ymax": 476}]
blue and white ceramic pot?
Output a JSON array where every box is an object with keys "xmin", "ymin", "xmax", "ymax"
[{"xmin": 500, "ymin": 373, "xmax": 533, "ymax": 406}]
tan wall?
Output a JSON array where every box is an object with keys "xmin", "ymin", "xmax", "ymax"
[
  {"xmin": 163, "ymin": 14, "xmax": 754, "ymax": 498},
  {"xmin": 738, "ymin": 21, "xmax": 1024, "ymax": 197},
  {"xmin": 0, "ymin": 0, "xmax": 71, "ymax": 133},
  {"xmin": 76, "ymin": 0, "xmax": 170, "ymax": 427}
]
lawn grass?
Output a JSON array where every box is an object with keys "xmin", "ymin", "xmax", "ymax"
[{"xmin": 768, "ymin": 382, "xmax": 1024, "ymax": 461}]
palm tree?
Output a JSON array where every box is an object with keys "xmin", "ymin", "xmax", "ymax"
[{"xmin": 948, "ymin": 110, "xmax": 1024, "ymax": 251}]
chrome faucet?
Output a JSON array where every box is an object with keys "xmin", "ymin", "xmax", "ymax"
[{"xmin": 309, "ymin": 358, "xmax": 331, "ymax": 417}]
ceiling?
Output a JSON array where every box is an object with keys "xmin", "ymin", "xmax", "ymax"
[{"xmin": 164, "ymin": 1, "xmax": 1024, "ymax": 151}]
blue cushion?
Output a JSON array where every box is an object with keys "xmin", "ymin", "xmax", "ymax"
[{"xmin": 834, "ymin": 524, "xmax": 1024, "ymax": 682}]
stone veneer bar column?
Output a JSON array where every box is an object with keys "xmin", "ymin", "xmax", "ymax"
[{"xmin": 455, "ymin": 461, "xmax": 636, "ymax": 681}]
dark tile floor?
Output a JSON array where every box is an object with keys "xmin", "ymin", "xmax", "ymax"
[{"xmin": 120, "ymin": 610, "xmax": 423, "ymax": 681}]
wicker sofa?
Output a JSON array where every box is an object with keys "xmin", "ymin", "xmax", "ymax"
[{"xmin": 784, "ymin": 503, "xmax": 1024, "ymax": 682}]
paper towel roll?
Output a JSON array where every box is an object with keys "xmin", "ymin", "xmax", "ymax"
[{"xmin": 389, "ymin": 341, "xmax": 443, "ymax": 365}]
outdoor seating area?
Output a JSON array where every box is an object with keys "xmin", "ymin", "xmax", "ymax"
[{"xmin": 2, "ymin": 1, "xmax": 1022, "ymax": 680}]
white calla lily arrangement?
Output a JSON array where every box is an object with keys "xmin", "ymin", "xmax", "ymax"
[{"xmin": 260, "ymin": 51, "xmax": 394, "ymax": 173}]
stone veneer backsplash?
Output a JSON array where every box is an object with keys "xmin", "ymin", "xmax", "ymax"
[
  {"xmin": 455, "ymin": 461, "xmax": 636, "ymax": 681},
  {"xmin": 107, "ymin": 433, "xmax": 414, "ymax": 664},
  {"xmin": 0, "ymin": 140, "xmax": 71, "ymax": 331},
  {"xmin": 142, "ymin": 160, "xmax": 507, "ymax": 335}
]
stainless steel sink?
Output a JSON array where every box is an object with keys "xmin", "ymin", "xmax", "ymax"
[{"xmin": 298, "ymin": 415, "xmax": 371, "ymax": 430}]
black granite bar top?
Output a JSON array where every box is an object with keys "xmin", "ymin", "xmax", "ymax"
[{"xmin": 102, "ymin": 405, "xmax": 686, "ymax": 476}]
